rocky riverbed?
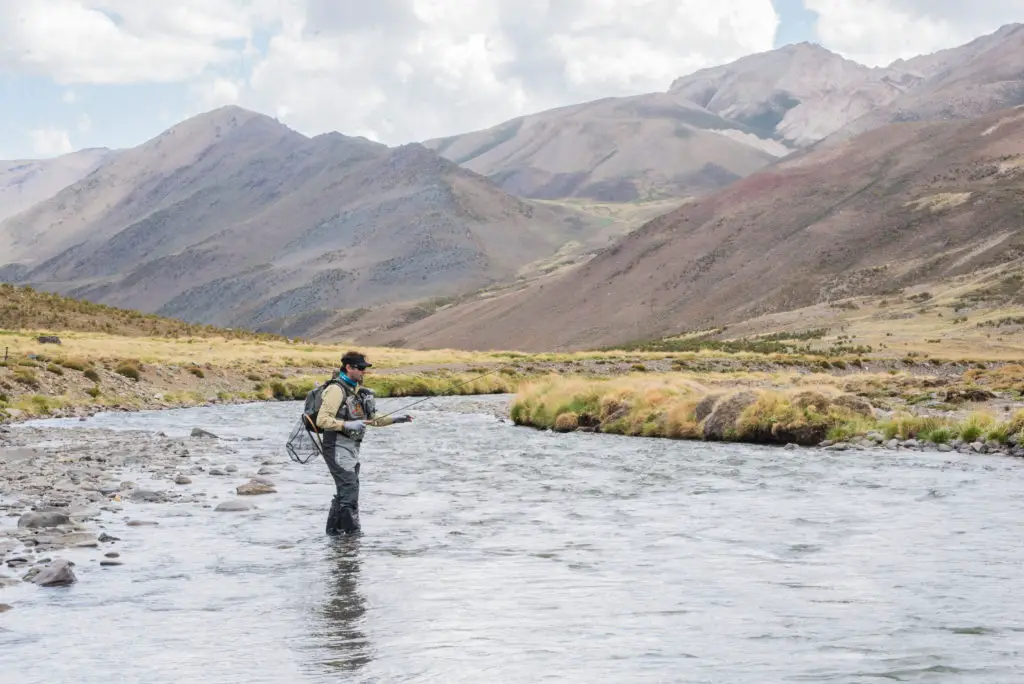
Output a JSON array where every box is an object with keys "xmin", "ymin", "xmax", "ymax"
[{"xmin": 0, "ymin": 422, "xmax": 283, "ymax": 596}]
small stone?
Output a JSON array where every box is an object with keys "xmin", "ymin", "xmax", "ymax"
[
  {"xmin": 225, "ymin": 464, "xmax": 238, "ymax": 473},
  {"xmin": 191, "ymin": 428, "xmax": 219, "ymax": 439},
  {"xmin": 174, "ymin": 475, "xmax": 192, "ymax": 485},
  {"xmin": 215, "ymin": 500, "xmax": 255, "ymax": 512},
  {"xmin": 100, "ymin": 559, "xmax": 123, "ymax": 567},
  {"xmin": 17, "ymin": 511, "xmax": 70, "ymax": 529},
  {"xmin": 0, "ymin": 603, "xmax": 11, "ymax": 613},
  {"xmin": 104, "ymin": 552, "xmax": 120, "ymax": 558},
  {"xmin": 130, "ymin": 490, "xmax": 168, "ymax": 503},
  {"xmin": 937, "ymin": 444, "xmax": 954, "ymax": 452},
  {"xmin": 126, "ymin": 520, "xmax": 159, "ymax": 527},
  {"xmin": 886, "ymin": 439, "xmax": 899, "ymax": 449},
  {"xmin": 209, "ymin": 468, "xmax": 227, "ymax": 476},
  {"xmin": 257, "ymin": 467, "xmax": 276, "ymax": 475},
  {"xmin": 31, "ymin": 559, "xmax": 76, "ymax": 587},
  {"xmin": 236, "ymin": 479, "xmax": 276, "ymax": 496},
  {"xmin": 98, "ymin": 532, "xmax": 120, "ymax": 542}
]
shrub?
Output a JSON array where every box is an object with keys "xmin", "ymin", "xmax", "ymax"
[{"xmin": 115, "ymin": 362, "xmax": 141, "ymax": 381}]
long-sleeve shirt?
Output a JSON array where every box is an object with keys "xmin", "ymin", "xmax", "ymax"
[{"xmin": 315, "ymin": 382, "xmax": 395, "ymax": 432}]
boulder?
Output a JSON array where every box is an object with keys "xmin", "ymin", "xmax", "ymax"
[
  {"xmin": 702, "ymin": 391, "xmax": 758, "ymax": 441},
  {"xmin": 236, "ymin": 479, "xmax": 276, "ymax": 496},
  {"xmin": 17, "ymin": 511, "xmax": 70, "ymax": 529},
  {"xmin": 31, "ymin": 559, "xmax": 76, "ymax": 587}
]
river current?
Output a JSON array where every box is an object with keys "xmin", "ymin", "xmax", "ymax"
[{"xmin": 2, "ymin": 395, "xmax": 1023, "ymax": 683}]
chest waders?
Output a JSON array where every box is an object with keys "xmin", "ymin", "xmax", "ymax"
[{"xmin": 322, "ymin": 382, "xmax": 375, "ymax": 535}]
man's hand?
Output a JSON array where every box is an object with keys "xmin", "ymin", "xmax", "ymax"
[
  {"xmin": 391, "ymin": 415, "xmax": 413, "ymax": 424},
  {"xmin": 343, "ymin": 420, "xmax": 366, "ymax": 437}
]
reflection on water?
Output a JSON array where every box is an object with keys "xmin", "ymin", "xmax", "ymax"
[
  {"xmin": 2, "ymin": 396, "xmax": 1024, "ymax": 683},
  {"xmin": 318, "ymin": 539, "xmax": 370, "ymax": 674}
]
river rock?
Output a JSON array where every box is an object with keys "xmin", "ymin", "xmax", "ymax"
[
  {"xmin": 130, "ymin": 490, "xmax": 168, "ymax": 503},
  {"xmin": 191, "ymin": 428, "xmax": 219, "ymax": 439},
  {"xmin": 0, "ymin": 603, "xmax": 11, "ymax": 612},
  {"xmin": 215, "ymin": 500, "xmax": 255, "ymax": 512},
  {"xmin": 225, "ymin": 464, "xmax": 238, "ymax": 473},
  {"xmin": 174, "ymin": 475, "xmax": 192, "ymax": 485},
  {"xmin": 31, "ymin": 559, "xmax": 76, "ymax": 587},
  {"xmin": 17, "ymin": 511, "xmax": 70, "ymax": 529},
  {"xmin": 257, "ymin": 467, "xmax": 276, "ymax": 475},
  {"xmin": 236, "ymin": 479, "xmax": 276, "ymax": 495},
  {"xmin": 100, "ymin": 559, "xmax": 123, "ymax": 567},
  {"xmin": 209, "ymin": 468, "xmax": 227, "ymax": 476}
]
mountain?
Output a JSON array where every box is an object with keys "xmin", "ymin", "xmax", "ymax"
[
  {"xmin": 0, "ymin": 106, "xmax": 602, "ymax": 332},
  {"xmin": 423, "ymin": 25, "xmax": 1024, "ymax": 204},
  {"xmin": 357, "ymin": 105, "xmax": 1024, "ymax": 351},
  {"xmin": 423, "ymin": 93, "xmax": 790, "ymax": 201},
  {"xmin": 666, "ymin": 42, "xmax": 918, "ymax": 147},
  {"xmin": 0, "ymin": 148, "xmax": 116, "ymax": 224},
  {"xmin": 825, "ymin": 23, "xmax": 1024, "ymax": 143}
]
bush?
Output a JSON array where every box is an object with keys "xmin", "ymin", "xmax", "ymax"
[{"xmin": 115, "ymin": 362, "xmax": 141, "ymax": 381}]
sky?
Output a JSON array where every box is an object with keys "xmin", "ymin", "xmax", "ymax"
[{"xmin": 0, "ymin": 0, "xmax": 1021, "ymax": 159}]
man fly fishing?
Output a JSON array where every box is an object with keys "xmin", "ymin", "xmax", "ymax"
[{"xmin": 316, "ymin": 351, "xmax": 412, "ymax": 536}]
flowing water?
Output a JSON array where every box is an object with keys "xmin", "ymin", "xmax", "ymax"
[{"xmin": 2, "ymin": 395, "xmax": 1024, "ymax": 683}]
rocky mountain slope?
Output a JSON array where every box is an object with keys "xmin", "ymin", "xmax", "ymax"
[
  {"xmin": 666, "ymin": 42, "xmax": 917, "ymax": 147},
  {"xmin": 423, "ymin": 93, "xmax": 790, "ymax": 201},
  {"xmin": 360, "ymin": 105, "xmax": 1024, "ymax": 351},
  {"xmin": 0, "ymin": 106, "xmax": 600, "ymax": 333},
  {"xmin": 0, "ymin": 148, "xmax": 115, "ymax": 224},
  {"xmin": 824, "ymin": 23, "xmax": 1024, "ymax": 144}
]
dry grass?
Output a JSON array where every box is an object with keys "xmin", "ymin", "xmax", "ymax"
[
  {"xmin": 905, "ymin": 192, "xmax": 972, "ymax": 212},
  {"xmin": 510, "ymin": 373, "xmax": 1024, "ymax": 448}
]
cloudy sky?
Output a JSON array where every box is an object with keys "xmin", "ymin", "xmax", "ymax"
[{"xmin": 0, "ymin": 0, "xmax": 1020, "ymax": 159}]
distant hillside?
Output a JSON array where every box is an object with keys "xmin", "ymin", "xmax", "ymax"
[
  {"xmin": 423, "ymin": 93, "xmax": 788, "ymax": 201},
  {"xmin": 666, "ymin": 42, "xmax": 917, "ymax": 147},
  {"xmin": 824, "ymin": 23, "xmax": 1024, "ymax": 144},
  {"xmin": 0, "ymin": 106, "xmax": 603, "ymax": 336},
  {"xmin": 0, "ymin": 283, "xmax": 284, "ymax": 340},
  {"xmin": 0, "ymin": 148, "xmax": 116, "ymax": 223},
  {"xmin": 359, "ymin": 105, "xmax": 1024, "ymax": 351}
]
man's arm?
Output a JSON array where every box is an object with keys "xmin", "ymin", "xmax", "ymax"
[{"xmin": 315, "ymin": 384, "xmax": 350, "ymax": 431}]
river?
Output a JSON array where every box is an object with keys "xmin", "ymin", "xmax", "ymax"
[{"xmin": 2, "ymin": 395, "xmax": 1023, "ymax": 683}]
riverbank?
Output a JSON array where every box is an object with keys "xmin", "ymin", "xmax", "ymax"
[
  {"xmin": 0, "ymin": 329, "xmax": 532, "ymax": 423},
  {"xmin": 511, "ymin": 370, "xmax": 1024, "ymax": 457}
]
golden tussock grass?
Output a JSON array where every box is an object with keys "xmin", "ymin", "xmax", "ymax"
[{"xmin": 510, "ymin": 373, "xmax": 1024, "ymax": 448}]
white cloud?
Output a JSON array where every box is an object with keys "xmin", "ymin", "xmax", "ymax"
[
  {"xmin": 0, "ymin": 0, "xmax": 282, "ymax": 84},
  {"xmin": 239, "ymin": 0, "xmax": 780, "ymax": 143},
  {"xmin": 806, "ymin": 0, "xmax": 1024, "ymax": 66},
  {"xmin": 29, "ymin": 128, "xmax": 73, "ymax": 156},
  {"xmin": 1, "ymin": 0, "xmax": 1021, "ymax": 157}
]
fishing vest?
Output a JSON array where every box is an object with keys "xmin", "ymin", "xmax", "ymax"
[{"xmin": 329, "ymin": 381, "xmax": 377, "ymax": 443}]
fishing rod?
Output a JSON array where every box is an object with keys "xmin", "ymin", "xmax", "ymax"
[{"xmin": 375, "ymin": 365, "xmax": 513, "ymax": 420}]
